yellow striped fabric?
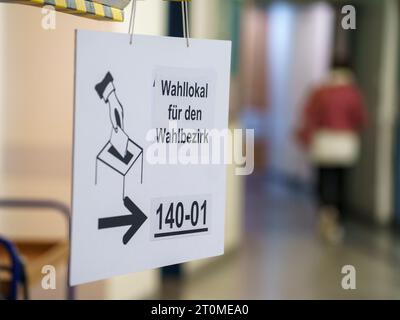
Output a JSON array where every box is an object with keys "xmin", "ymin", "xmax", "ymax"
[
  {"xmin": 110, "ymin": 7, "xmax": 122, "ymax": 21},
  {"xmin": 10, "ymin": 0, "xmax": 124, "ymax": 21},
  {"xmin": 75, "ymin": 0, "xmax": 86, "ymax": 12},
  {"xmin": 55, "ymin": 0, "xmax": 68, "ymax": 8},
  {"xmin": 93, "ymin": 2, "xmax": 105, "ymax": 17}
]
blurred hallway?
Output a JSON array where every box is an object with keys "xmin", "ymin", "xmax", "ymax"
[
  {"xmin": 1, "ymin": 0, "xmax": 400, "ymax": 301},
  {"xmin": 160, "ymin": 174, "xmax": 400, "ymax": 299}
]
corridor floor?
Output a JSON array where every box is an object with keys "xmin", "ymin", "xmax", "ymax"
[{"xmin": 163, "ymin": 175, "xmax": 400, "ymax": 299}]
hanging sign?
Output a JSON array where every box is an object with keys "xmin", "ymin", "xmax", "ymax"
[{"xmin": 69, "ymin": 30, "xmax": 231, "ymax": 285}]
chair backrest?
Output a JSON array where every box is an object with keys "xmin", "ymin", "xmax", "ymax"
[{"xmin": 0, "ymin": 237, "xmax": 27, "ymax": 300}]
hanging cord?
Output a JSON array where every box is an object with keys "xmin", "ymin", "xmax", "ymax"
[
  {"xmin": 129, "ymin": 0, "xmax": 190, "ymax": 47},
  {"xmin": 128, "ymin": 0, "xmax": 138, "ymax": 45},
  {"xmin": 181, "ymin": 0, "xmax": 190, "ymax": 47}
]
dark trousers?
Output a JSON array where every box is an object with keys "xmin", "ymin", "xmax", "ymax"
[{"xmin": 316, "ymin": 167, "xmax": 348, "ymax": 222}]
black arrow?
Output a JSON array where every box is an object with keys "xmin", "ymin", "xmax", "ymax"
[{"xmin": 98, "ymin": 196, "xmax": 147, "ymax": 245}]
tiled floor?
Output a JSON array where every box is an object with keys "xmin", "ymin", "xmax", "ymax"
[{"xmin": 162, "ymin": 176, "xmax": 400, "ymax": 299}]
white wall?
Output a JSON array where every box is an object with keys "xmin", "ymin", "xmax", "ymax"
[
  {"xmin": 375, "ymin": 0, "xmax": 399, "ymax": 224},
  {"xmin": 191, "ymin": 0, "xmax": 219, "ymax": 39},
  {"xmin": 266, "ymin": 2, "xmax": 296, "ymax": 177},
  {"xmin": 266, "ymin": 2, "xmax": 334, "ymax": 182},
  {"xmin": 285, "ymin": 2, "xmax": 334, "ymax": 181}
]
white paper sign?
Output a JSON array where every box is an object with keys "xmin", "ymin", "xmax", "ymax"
[{"xmin": 70, "ymin": 30, "xmax": 231, "ymax": 285}]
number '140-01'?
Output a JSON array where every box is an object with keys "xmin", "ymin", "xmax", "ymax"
[{"xmin": 156, "ymin": 200, "xmax": 207, "ymax": 230}]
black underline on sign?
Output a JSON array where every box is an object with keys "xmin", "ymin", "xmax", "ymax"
[{"xmin": 154, "ymin": 228, "xmax": 209, "ymax": 238}]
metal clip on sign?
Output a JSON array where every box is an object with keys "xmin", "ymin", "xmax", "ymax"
[{"xmin": 129, "ymin": 0, "xmax": 191, "ymax": 47}]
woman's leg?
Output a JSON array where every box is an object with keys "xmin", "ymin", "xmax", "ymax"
[
  {"xmin": 336, "ymin": 167, "xmax": 348, "ymax": 223},
  {"xmin": 317, "ymin": 167, "xmax": 337, "ymax": 208},
  {"xmin": 316, "ymin": 167, "xmax": 325, "ymax": 207},
  {"xmin": 316, "ymin": 166, "xmax": 344, "ymax": 243}
]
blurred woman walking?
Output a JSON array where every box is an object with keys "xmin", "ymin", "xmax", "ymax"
[{"xmin": 297, "ymin": 57, "xmax": 367, "ymax": 243}]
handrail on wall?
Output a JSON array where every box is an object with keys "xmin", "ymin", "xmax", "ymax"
[
  {"xmin": 0, "ymin": 236, "xmax": 28, "ymax": 300},
  {"xmin": 0, "ymin": 198, "xmax": 74, "ymax": 300}
]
